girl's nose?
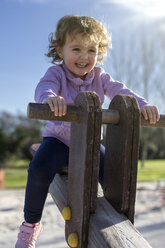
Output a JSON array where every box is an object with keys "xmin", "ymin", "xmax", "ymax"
[{"xmin": 80, "ymin": 51, "xmax": 88, "ymax": 59}]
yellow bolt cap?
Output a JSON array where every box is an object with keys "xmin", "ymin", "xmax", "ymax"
[
  {"xmin": 67, "ymin": 233, "xmax": 78, "ymax": 247},
  {"xmin": 61, "ymin": 207, "xmax": 71, "ymax": 220}
]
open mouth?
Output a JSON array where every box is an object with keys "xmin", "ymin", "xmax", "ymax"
[{"xmin": 76, "ymin": 63, "xmax": 88, "ymax": 68}]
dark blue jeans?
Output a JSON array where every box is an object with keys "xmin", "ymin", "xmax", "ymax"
[{"xmin": 24, "ymin": 137, "xmax": 105, "ymax": 223}]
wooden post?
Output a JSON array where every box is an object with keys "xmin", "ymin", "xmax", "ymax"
[
  {"xmin": 65, "ymin": 92, "xmax": 102, "ymax": 248},
  {"xmin": 103, "ymin": 95, "xmax": 140, "ymax": 223}
]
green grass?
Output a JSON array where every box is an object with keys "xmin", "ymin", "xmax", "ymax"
[
  {"xmin": 4, "ymin": 158, "xmax": 29, "ymax": 188},
  {"xmin": 5, "ymin": 158, "xmax": 30, "ymax": 168},
  {"xmin": 4, "ymin": 159, "xmax": 165, "ymax": 188},
  {"xmin": 137, "ymin": 159, "xmax": 165, "ymax": 182},
  {"xmin": 5, "ymin": 169, "xmax": 28, "ymax": 188}
]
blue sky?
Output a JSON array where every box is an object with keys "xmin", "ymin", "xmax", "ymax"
[{"xmin": 0, "ymin": 0, "xmax": 165, "ymax": 114}]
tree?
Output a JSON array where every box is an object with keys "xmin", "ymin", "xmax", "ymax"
[
  {"xmin": 105, "ymin": 20, "xmax": 165, "ymax": 163},
  {"xmin": 0, "ymin": 111, "xmax": 44, "ymax": 168}
]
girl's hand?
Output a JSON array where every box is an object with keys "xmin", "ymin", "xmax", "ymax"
[
  {"xmin": 45, "ymin": 96, "xmax": 67, "ymax": 117},
  {"xmin": 141, "ymin": 105, "xmax": 160, "ymax": 124}
]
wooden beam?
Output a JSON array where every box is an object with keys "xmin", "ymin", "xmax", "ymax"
[
  {"xmin": 27, "ymin": 103, "xmax": 82, "ymax": 123},
  {"xmin": 49, "ymin": 174, "xmax": 152, "ymax": 248},
  {"xmin": 141, "ymin": 114, "xmax": 165, "ymax": 128},
  {"xmin": 27, "ymin": 102, "xmax": 120, "ymax": 124},
  {"xmin": 27, "ymin": 102, "xmax": 165, "ymax": 127}
]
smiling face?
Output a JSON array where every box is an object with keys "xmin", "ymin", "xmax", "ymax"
[{"xmin": 57, "ymin": 34, "xmax": 99, "ymax": 80}]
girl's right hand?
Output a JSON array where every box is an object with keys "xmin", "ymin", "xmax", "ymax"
[{"xmin": 45, "ymin": 96, "xmax": 67, "ymax": 117}]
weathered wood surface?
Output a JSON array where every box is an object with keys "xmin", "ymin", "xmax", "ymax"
[
  {"xmin": 30, "ymin": 143, "xmax": 40, "ymax": 157},
  {"xmin": 65, "ymin": 92, "xmax": 102, "ymax": 248},
  {"xmin": 141, "ymin": 114, "xmax": 165, "ymax": 128},
  {"xmin": 27, "ymin": 102, "xmax": 120, "ymax": 125},
  {"xmin": 103, "ymin": 95, "xmax": 140, "ymax": 223},
  {"xmin": 27, "ymin": 102, "xmax": 165, "ymax": 127},
  {"xmin": 49, "ymin": 174, "xmax": 152, "ymax": 248},
  {"xmin": 27, "ymin": 103, "xmax": 82, "ymax": 122}
]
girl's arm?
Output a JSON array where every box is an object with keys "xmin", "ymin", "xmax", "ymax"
[
  {"xmin": 35, "ymin": 66, "xmax": 67, "ymax": 117},
  {"xmin": 102, "ymin": 72, "xmax": 160, "ymax": 124},
  {"xmin": 35, "ymin": 66, "xmax": 61, "ymax": 104}
]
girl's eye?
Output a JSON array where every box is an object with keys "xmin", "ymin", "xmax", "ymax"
[
  {"xmin": 89, "ymin": 49, "xmax": 97, "ymax": 54},
  {"xmin": 72, "ymin": 48, "xmax": 80, "ymax": 51}
]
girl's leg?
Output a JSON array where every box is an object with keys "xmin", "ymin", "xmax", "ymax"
[
  {"xmin": 24, "ymin": 138, "xmax": 104, "ymax": 224},
  {"xmin": 24, "ymin": 137, "xmax": 69, "ymax": 224}
]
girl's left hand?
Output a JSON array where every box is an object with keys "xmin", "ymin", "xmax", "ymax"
[{"xmin": 141, "ymin": 105, "xmax": 160, "ymax": 124}]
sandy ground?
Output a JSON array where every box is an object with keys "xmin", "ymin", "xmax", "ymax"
[
  {"xmin": 0, "ymin": 181, "xmax": 165, "ymax": 248},
  {"xmin": 135, "ymin": 181, "xmax": 165, "ymax": 248}
]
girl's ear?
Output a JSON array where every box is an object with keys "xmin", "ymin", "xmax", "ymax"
[{"xmin": 57, "ymin": 47, "xmax": 63, "ymax": 58}]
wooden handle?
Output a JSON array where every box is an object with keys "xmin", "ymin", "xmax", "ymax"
[
  {"xmin": 27, "ymin": 102, "xmax": 165, "ymax": 127},
  {"xmin": 27, "ymin": 103, "xmax": 82, "ymax": 122},
  {"xmin": 27, "ymin": 103, "xmax": 120, "ymax": 125},
  {"xmin": 141, "ymin": 114, "xmax": 165, "ymax": 128}
]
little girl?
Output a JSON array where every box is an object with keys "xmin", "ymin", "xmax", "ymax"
[{"xmin": 15, "ymin": 15, "xmax": 160, "ymax": 248}]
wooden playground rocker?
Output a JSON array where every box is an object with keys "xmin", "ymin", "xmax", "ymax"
[{"xmin": 28, "ymin": 91, "xmax": 165, "ymax": 248}]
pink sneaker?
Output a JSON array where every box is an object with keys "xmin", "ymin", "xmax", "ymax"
[{"xmin": 15, "ymin": 222, "xmax": 43, "ymax": 248}]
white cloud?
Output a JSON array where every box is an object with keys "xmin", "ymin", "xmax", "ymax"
[{"xmin": 100, "ymin": 0, "xmax": 165, "ymax": 18}]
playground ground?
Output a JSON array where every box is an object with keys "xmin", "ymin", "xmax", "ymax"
[{"xmin": 0, "ymin": 181, "xmax": 165, "ymax": 248}]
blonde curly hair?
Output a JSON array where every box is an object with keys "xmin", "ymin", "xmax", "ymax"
[{"xmin": 46, "ymin": 15, "xmax": 111, "ymax": 65}]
